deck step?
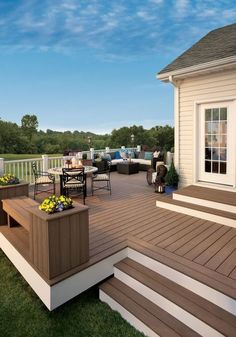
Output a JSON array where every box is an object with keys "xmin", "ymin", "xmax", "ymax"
[
  {"xmin": 127, "ymin": 236, "xmax": 236, "ymax": 315},
  {"xmin": 173, "ymin": 185, "xmax": 236, "ymax": 213},
  {"xmin": 156, "ymin": 196, "xmax": 236, "ymax": 228},
  {"xmin": 99, "ymin": 277, "xmax": 201, "ymax": 337},
  {"xmin": 114, "ymin": 258, "xmax": 236, "ymax": 337}
]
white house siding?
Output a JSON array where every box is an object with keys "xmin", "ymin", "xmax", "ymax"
[{"xmin": 178, "ymin": 68, "xmax": 236, "ymax": 187}]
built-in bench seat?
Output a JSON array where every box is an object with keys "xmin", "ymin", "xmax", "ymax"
[{"xmin": 2, "ymin": 196, "xmax": 39, "ymax": 231}]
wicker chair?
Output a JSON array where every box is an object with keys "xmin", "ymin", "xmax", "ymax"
[
  {"xmin": 62, "ymin": 168, "xmax": 86, "ymax": 204},
  {"xmin": 32, "ymin": 161, "xmax": 55, "ymax": 199},
  {"xmin": 92, "ymin": 160, "xmax": 111, "ymax": 195}
]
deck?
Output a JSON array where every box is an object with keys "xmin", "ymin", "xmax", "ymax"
[
  {"xmin": 1, "ymin": 171, "xmax": 236, "ymax": 293},
  {"xmin": 0, "ymin": 172, "xmax": 236, "ymax": 298}
]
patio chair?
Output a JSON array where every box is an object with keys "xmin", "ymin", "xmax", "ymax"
[
  {"xmin": 32, "ymin": 161, "xmax": 56, "ymax": 199},
  {"xmin": 92, "ymin": 160, "xmax": 111, "ymax": 195},
  {"xmin": 62, "ymin": 168, "xmax": 86, "ymax": 204}
]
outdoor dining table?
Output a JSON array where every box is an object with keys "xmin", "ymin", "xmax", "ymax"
[{"xmin": 48, "ymin": 166, "xmax": 98, "ymax": 196}]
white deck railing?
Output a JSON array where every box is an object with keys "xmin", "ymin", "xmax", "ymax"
[{"xmin": 0, "ymin": 147, "xmax": 139, "ymax": 184}]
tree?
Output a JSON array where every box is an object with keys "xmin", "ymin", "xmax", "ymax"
[{"xmin": 21, "ymin": 114, "xmax": 39, "ymax": 141}]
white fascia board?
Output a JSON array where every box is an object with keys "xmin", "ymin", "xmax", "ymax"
[{"xmin": 157, "ymin": 55, "xmax": 236, "ymax": 82}]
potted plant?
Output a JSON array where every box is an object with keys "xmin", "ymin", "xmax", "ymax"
[
  {"xmin": 165, "ymin": 160, "xmax": 179, "ymax": 192},
  {"xmin": 0, "ymin": 173, "xmax": 19, "ymax": 186},
  {"xmin": 39, "ymin": 195, "xmax": 73, "ymax": 214}
]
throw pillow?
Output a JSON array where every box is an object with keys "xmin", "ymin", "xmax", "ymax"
[
  {"xmin": 114, "ymin": 151, "xmax": 122, "ymax": 159},
  {"xmin": 108, "ymin": 152, "xmax": 116, "ymax": 160},
  {"xmin": 138, "ymin": 151, "xmax": 145, "ymax": 159}
]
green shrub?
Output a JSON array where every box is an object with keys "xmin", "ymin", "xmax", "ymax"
[{"xmin": 165, "ymin": 160, "xmax": 179, "ymax": 187}]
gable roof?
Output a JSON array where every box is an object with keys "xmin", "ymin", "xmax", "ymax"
[{"xmin": 158, "ymin": 23, "xmax": 236, "ymax": 78}]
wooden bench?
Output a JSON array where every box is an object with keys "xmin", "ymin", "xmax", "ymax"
[{"xmin": 2, "ymin": 196, "xmax": 39, "ymax": 231}]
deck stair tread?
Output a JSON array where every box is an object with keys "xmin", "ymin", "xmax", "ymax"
[
  {"xmin": 128, "ymin": 236, "xmax": 236, "ymax": 297},
  {"xmin": 157, "ymin": 196, "xmax": 236, "ymax": 220},
  {"xmin": 174, "ymin": 185, "xmax": 236, "ymax": 207},
  {"xmin": 100, "ymin": 277, "xmax": 201, "ymax": 337},
  {"xmin": 114, "ymin": 257, "xmax": 236, "ymax": 336}
]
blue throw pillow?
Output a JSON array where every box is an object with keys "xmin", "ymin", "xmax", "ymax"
[
  {"xmin": 144, "ymin": 152, "xmax": 153, "ymax": 160},
  {"xmin": 115, "ymin": 151, "xmax": 122, "ymax": 159}
]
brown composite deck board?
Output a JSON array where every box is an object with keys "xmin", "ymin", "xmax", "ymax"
[
  {"xmin": 100, "ymin": 278, "xmax": 201, "ymax": 337},
  {"xmin": 159, "ymin": 196, "xmax": 236, "ymax": 220},
  {"xmin": 172, "ymin": 222, "xmax": 222, "ymax": 256},
  {"xmin": 229, "ymin": 266, "xmax": 236, "ymax": 279},
  {"xmin": 181, "ymin": 225, "xmax": 230, "ymax": 260},
  {"xmin": 217, "ymin": 249, "xmax": 236, "ymax": 277},
  {"xmin": 160, "ymin": 220, "xmax": 218, "ymax": 252},
  {"xmin": 194, "ymin": 228, "xmax": 236, "ymax": 266},
  {"xmin": 149, "ymin": 218, "xmax": 207, "ymax": 246},
  {"xmin": 0, "ymin": 225, "xmax": 30, "ymax": 260},
  {"xmin": 116, "ymin": 258, "xmax": 236, "ymax": 335},
  {"xmin": 204, "ymin": 236, "xmax": 236, "ymax": 272},
  {"xmin": 175, "ymin": 185, "xmax": 236, "ymax": 206},
  {"xmin": 137, "ymin": 212, "xmax": 189, "ymax": 241},
  {"xmin": 89, "ymin": 200, "xmax": 163, "ymax": 241}
]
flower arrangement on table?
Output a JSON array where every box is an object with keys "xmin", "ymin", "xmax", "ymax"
[
  {"xmin": 39, "ymin": 195, "xmax": 73, "ymax": 214},
  {"xmin": 0, "ymin": 174, "xmax": 19, "ymax": 186}
]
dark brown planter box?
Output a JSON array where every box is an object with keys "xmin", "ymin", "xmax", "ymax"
[
  {"xmin": 28, "ymin": 202, "xmax": 89, "ymax": 279},
  {"xmin": 0, "ymin": 182, "xmax": 29, "ymax": 225}
]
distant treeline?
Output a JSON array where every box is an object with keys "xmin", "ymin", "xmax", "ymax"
[{"xmin": 0, "ymin": 115, "xmax": 174, "ymax": 154}]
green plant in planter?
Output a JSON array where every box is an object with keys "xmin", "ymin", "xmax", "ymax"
[
  {"xmin": 165, "ymin": 160, "xmax": 179, "ymax": 187},
  {"xmin": 39, "ymin": 195, "xmax": 73, "ymax": 214},
  {"xmin": 82, "ymin": 153, "xmax": 87, "ymax": 160}
]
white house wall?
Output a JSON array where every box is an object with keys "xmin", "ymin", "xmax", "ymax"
[{"xmin": 178, "ymin": 68, "xmax": 236, "ymax": 187}]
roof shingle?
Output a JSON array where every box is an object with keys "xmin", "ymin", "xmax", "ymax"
[{"xmin": 158, "ymin": 23, "xmax": 236, "ymax": 75}]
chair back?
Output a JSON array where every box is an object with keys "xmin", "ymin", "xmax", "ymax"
[
  {"xmin": 62, "ymin": 168, "xmax": 85, "ymax": 185},
  {"xmin": 94, "ymin": 160, "xmax": 111, "ymax": 174},
  {"xmin": 32, "ymin": 161, "xmax": 39, "ymax": 178}
]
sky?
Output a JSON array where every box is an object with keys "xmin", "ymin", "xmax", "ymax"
[{"xmin": 0, "ymin": 0, "xmax": 236, "ymax": 134}]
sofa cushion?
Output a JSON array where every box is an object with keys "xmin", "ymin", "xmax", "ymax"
[{"xmin": 144, "ymin": 152, "xmax": 153, "ymax": 160}]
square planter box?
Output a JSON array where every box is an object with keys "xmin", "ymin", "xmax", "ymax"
[
  {"xmin": 0, "ymin": 181, "xmax": 29, "ymax": 225},
  {"xmin": 28, "ymin": 202, "xmax": 89, "ymax": 280}
]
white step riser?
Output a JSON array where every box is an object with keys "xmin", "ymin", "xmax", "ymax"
[
  {"xmin": 99, "ymin": 290, "xmax": 160, "ymax": 337},
  {"xmin": 114, "ymin": 268, "xmax": 224, "ymax": 337},
  {"xmin": 127, "ymin": 247, "xmax": 236, "ymax": 315},
  {"xmin": 173, "ymin": 193, "xmax": 236, "ymax": 214},
  {"xmin": 156, "ymin": 200, "xmax": 236, "ymax": 228}
]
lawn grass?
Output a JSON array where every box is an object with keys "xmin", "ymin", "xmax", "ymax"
[
  {"xmin": 0, "ymin": 154, "xmax": 62, "ymax": 161},
  {"xmin": 0, "ymin": 250, "xmax": 145, "ymax": 337}
]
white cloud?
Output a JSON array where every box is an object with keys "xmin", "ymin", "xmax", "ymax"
[{"xmin": 0, "ymin": 0, "xmax": 235, "ymax": 58}]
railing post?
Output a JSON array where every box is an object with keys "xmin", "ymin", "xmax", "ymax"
[
  {"xmin": 137, "ymin": 145, "xmax": 141, "ymax": 152},
  {"xmin": 90, "ymin": 148, "xmax": 94, "ymax": 160},
  {"xmin": 105, "ymin": 147, "xmax": 110, "ymax": 153},
  {"xmin": 0, "ymin": 158, "xmax": 4, "ymax": 175},
  {"xmin": 42, "ymin": 155, "xmax": 49, "ymax": 172}
]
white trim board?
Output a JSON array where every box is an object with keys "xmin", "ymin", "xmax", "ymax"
[
  {"xmin": 99, "ymin": 290, "xmax": 160, "ymax": 337},
  {"xmin": 114, "ymin": 268, "xmax": 224, "ymax": 337},
  {"xmin": 173, "ymin": 193, "xmax": 236, "ymax": 213},
  {"xmin": 0, "ymin": 233, "xmax": 51, "ymax": 309},
  {"xmin": 156, "ymin": 199, "xmax": 236, "ymax": 228},
  {"xmin": 0, "ymin": 231, "xmax": 128, "ymax": 311},
  {"xmin": 51, "ymin": 248, "xmax": 128, "ymax": 310},
  {"xmin": 127, "ymin": 247, "xmax": 236, "ymax": 315}
]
